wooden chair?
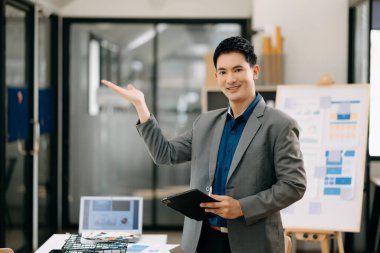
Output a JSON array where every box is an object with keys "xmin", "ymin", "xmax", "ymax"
[
  {"xmin": 284, "ymin": 235, "xmax": 292, "ymax": 253},
  {"xmin": 0, "ymin": 249, "xmax": 14, "ymax": 253}
]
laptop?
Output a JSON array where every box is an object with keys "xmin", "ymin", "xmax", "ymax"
[{"xmin": 79, "ymin": 196, "xmax": 143, "ymax": 243}]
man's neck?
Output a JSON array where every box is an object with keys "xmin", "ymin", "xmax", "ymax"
[{"xmin": 229, "ymin": 93, "xmax": 256, "ymax": 118}]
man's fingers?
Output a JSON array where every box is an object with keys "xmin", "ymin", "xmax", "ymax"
[
  {"xmin": 101, "ymin": 79, "xmax": 116, "ymax": 87},
  {"xmin": 102, "ymin": 80, "xmax": 136, "ymax": 94},
  {"xmin": 102, "ymin": 80, "xmax": 116, "ymax": 88},
  {"xmin": 200, "ymin": 202, "xmax": 221, "ymax": 208},
  {"xmin": 209, "ymin": 194, "xmax": 229, "ymax": 201},
  {"xmin": 102, "ymin": 80, "xmax": 120, "ymax": 90},
  {"xmin": 102, "ymin": 80, "xmax": 129, "ymax": 95}
]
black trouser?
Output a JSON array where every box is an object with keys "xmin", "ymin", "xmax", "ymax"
[{"xmin": 196, "ymin": 222, "xmax": 231, "ymax": 253}]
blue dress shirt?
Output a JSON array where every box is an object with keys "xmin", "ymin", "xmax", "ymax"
[{"xmin": 208, "ymin": 93, "xmax": 262, "ymax": 227}]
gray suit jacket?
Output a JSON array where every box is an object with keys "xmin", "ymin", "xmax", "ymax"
[{"xmin": 136, "ymin": 98, "xmax": 306, "ymax": 253}]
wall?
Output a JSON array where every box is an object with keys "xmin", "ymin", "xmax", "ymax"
[
  {"xmin": 59, "ymin": 0, "xmax": 251, "ymax": 18},
  {"xmin": 57, "ymin": 0, "xmax": 348, "ymax": 84},
  {"xmin": 252, "ymin": 0, "xmax": 348, "ymax": 84}
]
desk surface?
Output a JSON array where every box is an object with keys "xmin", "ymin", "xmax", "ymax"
[{"xmin": 36, "ymin": 234, "xmax": 177, "ymax": 253}]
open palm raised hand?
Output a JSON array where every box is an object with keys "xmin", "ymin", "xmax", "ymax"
[
  {"xmin": 102, "ymin": 79, "xmax": 151, "ymax": 123},
  {"xmin": 101, "ymin": 80, "xmax": 145, "ymax": 106}
]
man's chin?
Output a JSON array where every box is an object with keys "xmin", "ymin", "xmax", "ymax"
[{"xmin": 226, "ymin": 94, "xmax": 241, "ymax": 103}]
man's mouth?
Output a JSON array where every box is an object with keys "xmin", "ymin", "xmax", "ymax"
[{"xmin": 226, "ymin": 85, "xmax": 240, "ymax": 91}]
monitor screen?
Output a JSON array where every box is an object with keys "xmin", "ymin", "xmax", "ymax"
[{"xmin": 81, "ymin": 198, "xmax": 140, "ymax": 231}]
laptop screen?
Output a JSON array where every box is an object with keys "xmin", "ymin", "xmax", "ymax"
[{"xmin": 79, "ymin": 196, "xmax": 143, "ymax": 234}]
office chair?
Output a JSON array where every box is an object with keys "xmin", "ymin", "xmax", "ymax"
[
  {"xmin": 0, "ymin": 249, "xmax": 14, "ymax": 253},
  {"xmin": 284, "ymin": 235, "xmax": 292, "ymax": 253}
]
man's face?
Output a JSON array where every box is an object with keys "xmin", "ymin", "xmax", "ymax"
[{"xmin": 215, "ymin": 52, "xmax": 259, "ymax": 105}]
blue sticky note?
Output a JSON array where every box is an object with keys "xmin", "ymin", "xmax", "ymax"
[
  {"xmin": 326, "ymin": 167, "xmax": 342, "ymax": 175},
  {"xmin": 335, "ymin": 177, "xmax": 352, "ymax": 185},
  {"xmin": 324, "ymin": 188, "xmax": 341, "ymax": 195},
  {"xmin": 344, "ymin": 150, "xmax": 355, "ymax": 157}
]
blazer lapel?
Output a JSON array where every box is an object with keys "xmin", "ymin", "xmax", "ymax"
[
  {"xmin": 208, "ymin": 113, "xmax": 226, "ymax": 184},
  {"xmin": 227, "ymin": 99, "xmax": 266, "ymax": 183}
]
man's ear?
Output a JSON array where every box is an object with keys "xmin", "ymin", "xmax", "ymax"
[{"xmin": 253, "ymin": 64, "xmax": 260, "ymax": 80}]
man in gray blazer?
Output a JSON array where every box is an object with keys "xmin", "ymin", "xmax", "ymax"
[{"xmin": 102, "ymin": 36, "xmax": 306, "ymax": 253}]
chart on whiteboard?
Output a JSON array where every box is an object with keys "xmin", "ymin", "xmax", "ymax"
[{"xmin": 276, "ymin": 85, "xmax": 369, "ymax": 232}]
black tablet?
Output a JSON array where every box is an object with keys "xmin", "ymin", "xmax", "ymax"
[{"xmin": 161, "ymin": 189, "xmax": 219, "ymax": 221}]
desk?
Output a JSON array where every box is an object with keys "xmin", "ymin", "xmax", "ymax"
[{"xmin": 36, "ymin": 234, "xmax": 178, "ymax": 253}]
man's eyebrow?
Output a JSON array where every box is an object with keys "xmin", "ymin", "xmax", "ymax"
[{"xmin": 217, "ymin": 65, "xmax": 244, "ymax": 71}]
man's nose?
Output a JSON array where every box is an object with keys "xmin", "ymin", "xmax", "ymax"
[{"xmin": 226, "ymin": 73, "xmax": 236, "ymax": 84}]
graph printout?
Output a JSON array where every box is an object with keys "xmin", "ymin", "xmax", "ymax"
[{"xmin": 276, "ymin": 84, "xmax": 369, "ymax": 232}]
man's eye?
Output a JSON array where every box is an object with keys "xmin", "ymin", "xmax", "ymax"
[
  {"xmin": 235, "ymin": 69, "xmax": 242, "ymax": 72},
  {"xmin": 219, "ymin": 71, "xmax": 226, "ymax": 75}
]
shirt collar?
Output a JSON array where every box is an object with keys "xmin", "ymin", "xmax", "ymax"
[{"xmin": 227, "ymin": 92, "xmax": 262, "ymax": 120}]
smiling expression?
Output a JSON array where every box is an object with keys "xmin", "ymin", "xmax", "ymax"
[{"xmin": 215, "ymin": 51, "xmax": 259, "ymax": 109}]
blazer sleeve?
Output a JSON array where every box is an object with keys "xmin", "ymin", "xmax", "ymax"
[
  {"xmin": 239, "ymin": 121, "xmax": 307, "ymax": 225},
  {"xmin": 136, "ymin": 115, "xmax": 194, "ymax": 165}
]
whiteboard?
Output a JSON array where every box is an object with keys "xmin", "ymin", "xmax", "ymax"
[{"xmin": 276, "ymin": 84, "xmax": 370, "ymax": 232}]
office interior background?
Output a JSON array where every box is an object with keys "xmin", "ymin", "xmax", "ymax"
[{"xmin": 1, "ymin": 0, "xmax": 380, "ymax": 252}]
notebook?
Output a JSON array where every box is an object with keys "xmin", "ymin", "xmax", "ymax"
[{"xmin": 79, "ymin": 196, "xmax": 143, "ymax": 243}]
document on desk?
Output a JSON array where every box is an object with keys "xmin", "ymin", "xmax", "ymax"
[
  {"xmin": 127, "ymin": 243, "xmax": 179, "ymax": 252},
  {"xmin": 128, "ymin": 234, "xmax": 178, "ymax": 252}
]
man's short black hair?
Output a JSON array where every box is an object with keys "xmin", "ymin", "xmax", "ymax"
[{"xmin": 213, "ymin": 36, "xmax": 257, "ymax": 67}]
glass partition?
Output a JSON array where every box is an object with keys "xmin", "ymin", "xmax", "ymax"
[
  {"xmin": 38, "ymin": 13, "xmax": 57, "ymax": 245},
  {"xmin": 156, "ymin": 23, "xmax": 241, "ymax": 225},
  {"xmin": 69, "ymin": 23, "xmax": 154, "ymax": 225},
  {"xmin": 4, "ymin": 4, "xmax": 29, "ymax": 251}
]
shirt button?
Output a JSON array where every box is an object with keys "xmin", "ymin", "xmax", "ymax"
[{"xmin": 206, "ymin": 186, "xmax": 210, "ymax": 192}]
